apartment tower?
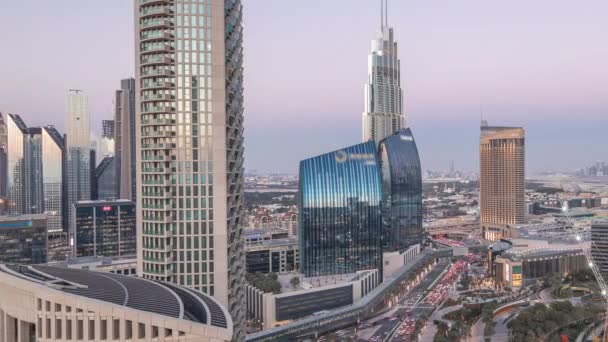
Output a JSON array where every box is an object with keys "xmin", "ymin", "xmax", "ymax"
[
  {"xmin": 135, "ymin": 0, "xmax": 246, "ymax": 338},
  {"xmin": 479, "ymin": 122, "xmax": 525, "ymax": 240},
  {"xmin": 362, "ymin": 0, "xmax": 404, "ymax": 144}
]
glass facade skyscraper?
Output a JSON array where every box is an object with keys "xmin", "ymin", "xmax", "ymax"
[
  {"xmin": 66, "ymin": 91, "xmax": 91, "ymax": 234},
  {"xmin": 4, "ymin": 113, "xmax": 26, "ymax": 215},
  {"xmin": 41, "ymin": 126, "xmax": 64, "ymax": 233},
  {"xmin": 299, "ymin": 141, "xmax": 383, "ymax": 277},
  {"xmin": 379, "ymin": 128, "xmax": 423, "ymax": 251},
  {"xmin": 24, "ymin": 127, "xmax": 44, "ymax": 214},
  {"xmin": 95, "ymin": 155, "xmax": 117, "ymax": 200},
  {"xmin": 135, "ymin": 0, "xmax": 246, "ymax": 338}
]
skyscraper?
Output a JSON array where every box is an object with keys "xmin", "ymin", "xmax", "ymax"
[
  {"xmin": 41, "ymin": 126, "xmax": 64, "ymax": 233},
  {"xmin": 3, "ymin": 113, "xmax": 27, "ymax": 214},
  {"xmin": 299, "ymin": 141, "xmax": 383, "ymax": 277},
  {"xmin": 24, "ymin": 127, "xmax": 43, "ymax": 214},
  {"xmin": 95, "ymin": 155, "xmax": 117, "ymax": 199},
  {"xmin": 379, "ymin": 128, "xmax": 423, "ymax": 251},
  {"xmin": 66, "ymin": 90, "xmax": 91, "ymax": 234},
  {"xmin": 102, "ymin": 119, "xmax": 115, "ymax": 139},
  {"xmin": 135, "ymin": 0, "xmax": 246, "ymax": 338},
  {"xmin": 362, "ymin": 0, "xmax": 404, "ymax": 144},
  {"xmin": 99, "ymin": 119, "xmax": 115, "ymax": 159},
  {"xmin": 479, "ymin": 122, "xmax": 525, "ymax": 240},
  {"xmin": 115, "ymin": 78, "xmax": 137, "ymax": 202}
]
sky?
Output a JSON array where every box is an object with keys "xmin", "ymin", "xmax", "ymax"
[{"xmin": 0, "ymin": 0, "xmax": 607, "ymax": 174}]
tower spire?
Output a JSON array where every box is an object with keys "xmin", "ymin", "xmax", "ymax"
[
  {"xmin": 380, "ymin": 0, "xmax": 384, "ymax": 29},
  {"xmin": 385, "ymin": 0, "xmax": 388, "ymax": 27}
]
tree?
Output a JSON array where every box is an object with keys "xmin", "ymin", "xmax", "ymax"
[{"xmin": 290, "ymin": 276, "xmax": 300, "ymax": 288}]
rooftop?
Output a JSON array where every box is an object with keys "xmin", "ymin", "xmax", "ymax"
[{"xmin": 0, "ymin": 264, "xmax": 230, "ymax": 329}]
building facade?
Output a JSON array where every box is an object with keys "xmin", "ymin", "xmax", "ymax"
[
  {"xmin": 245, "ymin": 236, "xmax": 299, "ymax": 274},
  {"xmin": 41, "ymin": 126, "xmax": 65, "ymax": 233},
  {"xmin": 95, "ymin": 156, "xmax": 117, "ymax": 200},
  {"xmin": 0, "ymin": 214, "xmax": 47, "ymax": 264},
  {"xmin": 3, "ymin": 113, "xmax": 27, "ymax": 215},
  {"xmin": 115, "ymin": 78, "xmax": 137, "ymax": 202},
  {"xmin": 0, "ymin": 264, "xmax": 233, "ymax": 342},
  {"xmin": 379, "ymin": 128, "xmax": 422, "ymax": 252},
  {"xmin": 299, "ymin": 141, "xmax": 383, "ymax": 277},
  {"xmin": 66, "ymin": 91, "xmax": 91, "ymax": 235},
  {"xmin": 479, "ymin": 123, "xmax": 525, "ymax": 240},
  {"xmin": 72, "ymin": 200, "xmax": 136, "ymax": 258},
  {"xmin": 362, "ymin": 1, "xmax": 404, "ymax": 144},
  {"xmin": 135, "ymin": 0, "xmax": 246, "ymax": 338},
  {"xmin": 591, "ymin": 221, "xmax": 608, "ymax": 274}
]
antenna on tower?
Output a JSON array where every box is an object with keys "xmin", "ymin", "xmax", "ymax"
[
  {"xmin": 385, "ymin": 0, "xmax": 388, "ymax": 27},
  {"xmin": 380, "ymin": 0, "xmax": 384, "ymax": 30}
]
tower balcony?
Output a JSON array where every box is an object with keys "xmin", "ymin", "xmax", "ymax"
[
  {"xmin": 141, "ymin": 32, "xmax": 173, "ymax": 43},
  {"xmin": 140, "ymin": 7, "xmax": 172, "ymax": 19},
  {"xmin": 140, "ymin": 0, "xmax": 170, "ymax": 7},
  {"xmin": 140, "ymin": 19, "xmax": 172, "ymax": 30},
  {"xmin": 142, "ymin": 93, "xmax": 173, "ymax": 103},
  {"xmin": 141, "ymin": 81, "xmax": 173, "ymax": 91},
  {"xmin": 141, "ymin": 43, "xmax": 173, "ymax": 54},
  {"xmin": 141, "ymin": 105, "xmax": 174, "ymax": 114},
  {"xmin": 141, "ymin": 68, "xmax": 173, "ymax": 79},
  {"xmin": 141, "ymin": 56, "xmax": 173, "ymax": 67}
]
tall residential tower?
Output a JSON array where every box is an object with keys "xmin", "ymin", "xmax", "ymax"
[
  {"xmin": 479, "ymin": 122, "xmax": 525, "ymax": 240},
  {"xmin": 363, "ymin": 0, "xmax": 404, "ymax": 143},
  {"xmin": 135, "ymin": 0, "xmax": 246, "ymax": 338}
]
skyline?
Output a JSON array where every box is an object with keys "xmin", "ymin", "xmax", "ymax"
[{"xmin": 1, "ymin": 0, "xmax": 607, "ymax": 173}]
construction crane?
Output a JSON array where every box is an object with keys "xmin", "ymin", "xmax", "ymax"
[{"xmin": 560, "ymin": 200, "xmax": 608, "ymax": 341}]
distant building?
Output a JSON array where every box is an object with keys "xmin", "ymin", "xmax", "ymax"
[
  {"xmin": 46, "ymin": 255, "xmax": 137, "ymax": 276},
  {"xmin": 0, "ymin": 214, "xmax": 47, "ymax": 264},
  {"xmin": 114, "ymin": 78, "xmax": 136, "ymax": 202},
  {"xmin": 299, "ymin": 141, "xmax": 383, "ymax": 277},
  {"xmin": 66, "ymin": 90, "xmax": 91, "ymax": 234},
  {"xmin": 362, "ymin": 0, "xmax": 404, "ymax": 143},
  {"xmin": 101, "ymin": 119, "xmax": 114, "ymax": 139},
  {"xmin": 0, "ymin": 264, "xmax": 233, "ymax": 341},
  {"xmin": 591, "ymin": 221, "xmax": 608, "ymax": 274},
  {"xmin": 95, "ymin": 155, "xmax": 117, "ymax": 199},
  {"xmin": 479, "ymin": 123, "xmax": 525, "ymax": 240},
  {"xmin": 72, "ymin": 199, "xmax": 136, "ymax": 258},
  {"xmin": 3, "ymin": 113, "xmax": 27, "ymax": 214},
  {"xmin": 379, "ymin": 128, "xmax": 423, "ymax": 251},
  {"xmin": 0, "ymin": 115, "xmax": 64, "ymax": 230},
  {"xmin": 491, "ymin": 238, "xmax": 586, "ymax": 287},
  {"xmin": 41, "ymin": 126, "xmax": 65, "ymax": 233},
  {"xmin": 245, "ymin": 230, "xmax": 299, "ymax": 274}
]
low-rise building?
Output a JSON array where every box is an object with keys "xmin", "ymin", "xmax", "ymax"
[
  {"xmin": 0, "ymin": 263, "xmax": 233, "ymax": 341},
  {"xmin": 0, "ymin": 214, "xmax": 47, "ymax": 264},
  {"xmin": 246, "ymin": 269, "xmax": 380, "ymax": 330},
  {"xmin": 491, "ymin": 238, "xmax": 587, "ymax": 287},
  {"xmin": 245, "ymin": 228, "xmax": 299, "ymax": 274}
]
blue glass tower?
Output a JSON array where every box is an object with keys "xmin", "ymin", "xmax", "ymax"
[
  {"xmin": 379, "ymin": 128, "xmax": 423, "ymax": 251},
  {"xmin": 299, "ymin": 141, "xmax": 383, "ymax": 277}
]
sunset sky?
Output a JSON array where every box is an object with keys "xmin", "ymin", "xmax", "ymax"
[{"xmin": 1, "ymin": 0, "xmax": 607, "ymax": 173}]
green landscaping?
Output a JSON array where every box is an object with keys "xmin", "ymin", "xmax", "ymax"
[
  {"xmin": 246, "ymin": 272, "xmax": 282, "ymax": 294},
  {"xmin": 507, "ymin": 301, "xmax": 604, "ymax": 342}
]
